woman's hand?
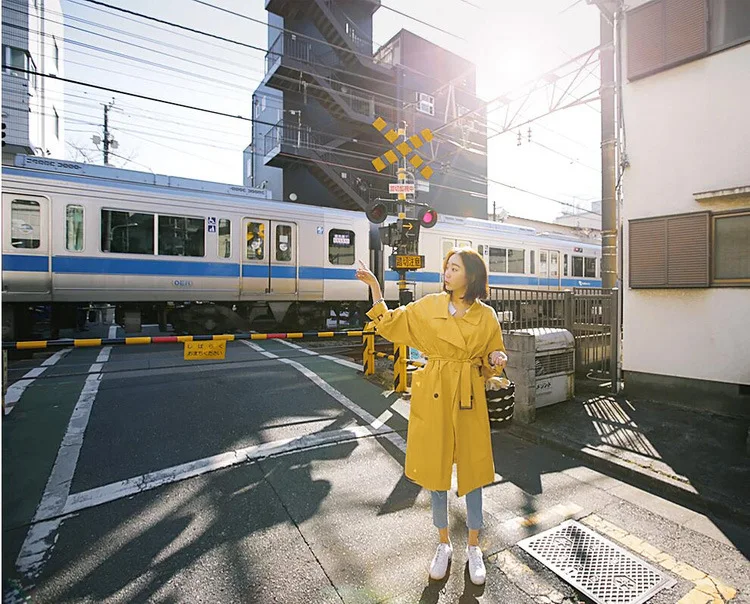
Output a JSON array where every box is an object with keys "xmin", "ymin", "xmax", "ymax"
[
  {"xmin": 356, "ymin": 260, "xmax": 383, "ymax": 301},
  {"xmin": 489, "ymin": 350, "xmax": 507, "ymax": 371},
  {"xmin": 356, "ymin": 260, "xmax": 379, "ymax": 289}
]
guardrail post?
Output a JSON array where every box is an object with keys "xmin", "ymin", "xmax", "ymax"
[
  {"xmin": 393, "ymin": 343, "xmax": 408, "ymax": 393},
  {"xmin": 362, "ymin": 322, "xmax": 375, "ymax": 376}
]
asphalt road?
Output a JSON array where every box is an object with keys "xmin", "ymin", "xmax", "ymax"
[{"xmin": 3, "ymin": 333, "xmax": 749, "ymax": 603}]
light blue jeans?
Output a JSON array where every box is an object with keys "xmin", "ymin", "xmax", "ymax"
[{"xmin": 431, "ymin": 487, "xmax": 483, "ymax": 531}]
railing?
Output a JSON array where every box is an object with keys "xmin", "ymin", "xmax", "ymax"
[
  {"xmin": 265, "ymin": 32, "xmax": 312, "ymax": 73},
  {"xmin": 489, "ymin": 287, "xmax": 570, "ymax": 331},
  {"xmin": 489, "ymin": 286, "xmax": 620, "ymax": 390},
  {"xmin": 263, "ymin": 119, "xmax": 313, "ymax": 156}
]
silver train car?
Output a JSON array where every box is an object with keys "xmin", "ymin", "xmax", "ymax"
[{"xmin": 2, "ymin": 155, "xmax": 601, "ymax": 340}]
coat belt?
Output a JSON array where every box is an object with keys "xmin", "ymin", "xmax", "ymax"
[{"xmin": 429, "ymin": 356, "xmax": 488, "ymax": 410}]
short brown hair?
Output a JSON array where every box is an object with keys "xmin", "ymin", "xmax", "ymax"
[{"xmin": 443, "ymin": 247, "xmax": 489, "ymax": 302}]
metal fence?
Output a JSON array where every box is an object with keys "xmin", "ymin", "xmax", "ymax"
[{"xmin": 489, "ymin": 286, "xmax": 619, "ymax": 388}]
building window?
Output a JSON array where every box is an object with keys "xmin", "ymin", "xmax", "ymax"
[
  {"xmin": 246, "ymin": 221, "xmax": 265, "ymax": 260},
  {"xmin": 275, "ymin": 224, "xmax": 292, "ymax": 262},
  {"xmin": 417, "ymin": 92, "xmax": 435, "ymax": 116},
  {"xmin": 260, "ymin": 95, "xmax": 266, "ymax": 112},
  {"xmin": 629, "ymin": 212, "xmax": 710, "ymax": 288},
  {"xmin": 66, "ymin": 205, "xmax": 84, "ymax": 251},
  {"xmin": 28, "ymin": 55, "xmax": 37, "ymax": 89},
  {"xmin": 712, "ymin": 211, "xmax": 750, "ymax": 284},
  {"xmin": 101, "ymin": 210, "xmax": 155, "ymax": 254},
  {"xmin": 54, "ymin": 107, "xmax": 60, "ymax": 139},
  {"xmin": 10, "ymin": 200, "xmax": 41, "ymax": 249},
  {"xmin": 218, "ymin": 218, "xmax": 231, "ymax": 258},
  {"xmin": 709, "ymin": 0, "xmax": 750, "ymax": 51},
  {"xmin": 53, "ymin": 37, "xmax": 59, "ymax": 70},
  {"xmin": 4, "ymin": 46, "xmax": 28, "ymax": 77},
  {"xmin": 329, "ymin": 229, "xmax": 355, "ymax": 265},
  {"xmin": 158, "ymin": 215, "xmax": 205, "ymax": 257}
]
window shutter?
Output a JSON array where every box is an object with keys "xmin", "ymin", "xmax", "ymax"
[
  {"xmin": 627, "ymin": 0, "xmax": 707, "ymax": 80},
  {"xmin": 664, "ymin": 0, "xmax": 707, "ymax": 65},
  {"xmin": 666, "ymin": 212, "xmax": 709, "ymax": 286},
  {"xmin": 629, "ymin": 213, "xmax": 710, "ymax": 288},
  {"xmin": 627, "ymin": 0, "xmax": 665, "ymax": 80},
  {"xmin": 629, "ymin": 217, "xmax": 667, "ymax": 287}
]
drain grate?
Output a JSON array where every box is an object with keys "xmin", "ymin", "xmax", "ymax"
[{"xmin": 517, "ymin": 520, "xmax": 676, "ymax": 604}]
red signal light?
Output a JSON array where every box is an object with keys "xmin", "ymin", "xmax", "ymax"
[
  {"xmin": 418, "ymin": 207, "xmax": 438, "ymax": 228},
  {"xmin": 366, "ymin": 201, "xmax": 388, "ymax": 224}
]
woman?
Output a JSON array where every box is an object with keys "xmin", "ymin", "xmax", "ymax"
[{"xmin": 356, "ymin": 248, "xmax": 507, "ymax": 585}]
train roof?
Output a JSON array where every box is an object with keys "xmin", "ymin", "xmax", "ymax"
[{"xmin": 4, "ymin": 154, "xmax": 275, "ymax": 203}]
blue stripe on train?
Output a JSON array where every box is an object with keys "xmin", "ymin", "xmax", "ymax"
[
  {"xmin": 3, "ymin": 255, "xmax": 603, "ymax": 288},
  {"xmin": 2, "ymin": 254, "xmax": 49, "ymax": 272},
  {"xmin": 52, "ymin": 256, "xmax": 240, "ymax": 277}
]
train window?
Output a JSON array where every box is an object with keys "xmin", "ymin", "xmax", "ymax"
[
  {"xmin": 218, "ymin": 218, "xmax": 231, "ymax": 259},
  {"xmin": 66, "ymin": 205, "xmax": 84, "ymax": 251},
  {"xmin": 585, "ymin": 257, "xmax": 597, "ymax": 278},
  {"xmin": 488, "ymin": 247, "xmax": 506, "ymax": 273},
  {"xmin": 10, "ymin": 199, "xmax": 41, "ymax": 249},
  {"xmin": 442, "ymin": 240, "xmax": 455, "ymax": 260},
  {"xmin": 572, "ymin": 255, "xmax": 584, "ymax": 277},
  {"xmin": 275, "ymin": 224, "xmax": 293, "ymax": 262},
  {"xmin": 530, "ymin": 250, "xmax": 535, "ymax": 274},
  {"xmin": 246, "ymin": 222, "xmax": 265, "ymax": 261},
  {"xmin": 563, "ymin": 254, "xmax": 569, "ymax": 276},
  {"xmin": 101, "ymin": 210, "xmax": 154, "ymax": 254},
  {"xmin": 329, "ymin": 229, "xmax": 355, "ymax": 265},
  {"xmin": 507, "ymin": 249, "xmax": 525, "ymax": 274},
  {"xmin": 158, "ymin": 215, "xmax": 205, "ymax": 257}
]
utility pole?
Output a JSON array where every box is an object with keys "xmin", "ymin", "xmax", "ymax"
[
  {"xmin": 99, "ymin": 98, "xmax": 117, "ymax": 165},
  {"xmin": 493, "ymin": 200, "xmax": 497, "ymax": 222},
  {"xmin": 599, "ymin": 7, "xmax": 617, "ymax": 289}
]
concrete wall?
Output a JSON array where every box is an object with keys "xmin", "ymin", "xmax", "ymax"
[{"xmin": 621, "ymin": 17, "xmax": 750, "ymax": 397}]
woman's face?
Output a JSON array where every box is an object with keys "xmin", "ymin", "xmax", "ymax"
[{"xmin": 444, "ymin": 253, "xmax": 468, "ymax": 293}]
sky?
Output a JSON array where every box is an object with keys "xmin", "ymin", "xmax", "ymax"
[{"xmin": 57, "ymin": 0, "xmax": 602, "ymax": 223}]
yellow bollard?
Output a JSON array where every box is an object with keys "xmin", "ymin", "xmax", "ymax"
[
  {"xmin": 393, "ymin": 343, "xmax": 408, "ymax": 393},
  {"xmin": 362, "ymin": 322, "xmax": 375, "ymax": 376}
]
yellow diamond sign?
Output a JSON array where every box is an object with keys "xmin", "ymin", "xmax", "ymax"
[{"xmin": 370, "ymin": 117, "xmax": 434, "ymax": 181}]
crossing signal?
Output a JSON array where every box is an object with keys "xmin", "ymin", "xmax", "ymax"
[
  {"xmin": 366, "ymin": 201, "xmax": 388, "ymax": 224},
  {"xmin": 418, "ymin": 207, "xmax": 438, "ymax": 228}
]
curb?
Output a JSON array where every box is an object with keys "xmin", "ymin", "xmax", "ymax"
[{"xmin": 506, "ymin": 423, "xmax": 750, "ymax": 527}]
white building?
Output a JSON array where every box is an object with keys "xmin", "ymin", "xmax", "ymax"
[
  {"xmin": 2, "ymin": 0, "xmax": 65, "ymax": 164},
  {"xmin": 554, "ymin": 200, "xmax": 602, "ymax": 231},
  {"xmin": 621, "ymin": 0, "xmax": 750, "ymax": 416}
]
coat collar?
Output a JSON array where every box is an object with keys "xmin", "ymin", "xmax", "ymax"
[{"xmin": 431, "ymin": 292, "xmax": 483, "ymax": 325}]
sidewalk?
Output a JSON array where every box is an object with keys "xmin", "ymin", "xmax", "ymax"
[{"xmin": 508, "ymin": 385, "xmax": 750, "ymax": 525}]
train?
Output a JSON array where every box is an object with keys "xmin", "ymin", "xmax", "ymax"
[{"xmin": 2, "ymin": 155, "xmax": 601, "ymax": 340}]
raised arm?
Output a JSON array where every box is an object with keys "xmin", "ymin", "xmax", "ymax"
[{"xmin": 356, "ymin": 260, "xmax": 425, "ymax": 350}]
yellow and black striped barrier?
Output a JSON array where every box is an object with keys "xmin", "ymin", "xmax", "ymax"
[{"xmin": 2, "ymin": 330, "xmax": 375, "ymax": 351}]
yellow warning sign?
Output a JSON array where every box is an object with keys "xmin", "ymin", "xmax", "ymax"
[
  {"xmin": 370, "ymin": 117, "xmax": 434, "ymax": 181},
  {"xmin": 184, "ymin": 340, "xmax": 226, "ymax": 360}
]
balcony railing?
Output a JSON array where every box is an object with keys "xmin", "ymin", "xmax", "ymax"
[
  {"xmin": 263, "ymin": 119, "xmax": 313, "ymax": 156},
  {"xmin": 265, "ymin": 32, "xmax": 312, "ymax": 73}
]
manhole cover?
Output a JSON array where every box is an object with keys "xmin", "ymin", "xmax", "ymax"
[{"xmin": 517, "ymin": 520, "xmax": 676, "ymax": 604}]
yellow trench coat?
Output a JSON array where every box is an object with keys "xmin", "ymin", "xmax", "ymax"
[{"xmin": 366, "ymin": 292, "xmax": 505, "ymax": 497}]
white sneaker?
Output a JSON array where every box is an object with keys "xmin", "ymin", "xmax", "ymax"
[
  {"xmin": 466, "ymin": 545, "xmax": 486, "ymax": 585},
  {"xmin": 429, "ymin": 542, "xmax": 453, "ymax": 580}
]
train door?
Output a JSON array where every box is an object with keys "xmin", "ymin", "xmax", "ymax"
[
  {"xmin": 241, "ymin": 218, "xmax": 270, "ymax": 296},
  {"xmin": 2, "ymin": 194, "xmax": 51, "ymax": 297},
  {"xmin": 268, "ymin": 221, "xmax": 297, "ymax": 295},
  {"xmin": 539, "ymin": 249, "xmax": 560, "ymax": 289}
]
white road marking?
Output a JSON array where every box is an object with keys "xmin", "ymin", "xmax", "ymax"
[
  {"xmin": 275, "ymin": 339, "xmax": 364, "ymax": 370},
  {"xmin": 60, "ymin": 425, "xmax": 384, "ymax": 518},
  {"xmin": 390, "ymin": 397, "xmax": 410, "ymax": 420},
  {"xmin": 108, "ymin": 325, "xmax": 118, "ymax": 339},
  {"xmin": 16, "ymin": 349, "xmax": 111, "ymax": 578},
  {"xmin": 96, "ymin": 346, "xmax": 112, "ymax": 364},
  {"xmin": 371, "ymin": 410, "xmax": 393, "ymax": 430},
  {"xmin": 241, "ymin": 340, "xmax": 406, "ymax": 453},
  {"xmin": 4, "ymin": 348, "xmax": 71, "ymax": 416}
]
